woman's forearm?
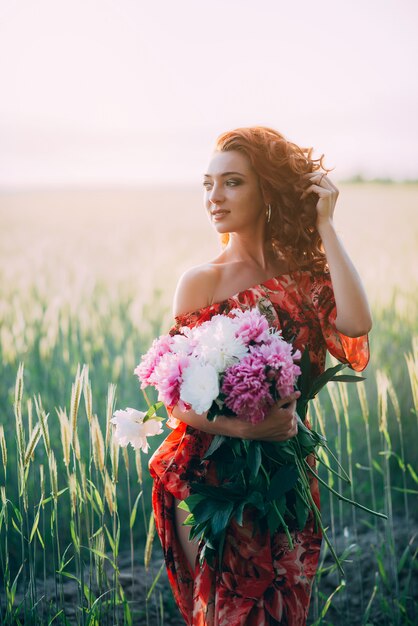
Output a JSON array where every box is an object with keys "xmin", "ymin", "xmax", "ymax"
[
  {"xmin": 169, "ymin": 390, "xmax": 300, "ymax": 442},
  {"xmin": 317, "ymin": 219, "xmax": 373, "ymax": 337},
  {"xmin": 169, "ymin": 404, "xmax": 245, "ymax": 437}
]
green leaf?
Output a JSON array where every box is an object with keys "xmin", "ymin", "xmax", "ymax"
[
  {"xmin": 11, "ymin": 503, "xmax": 23, "ymax": 525},
  {"xmin": 372, "ymin": 459, "xmax": 384, "ymax": 476},
  {"xmin": 146, "ymin": 561, "xmax": 165, "ymax": 601},
  {"xmin": 267, "ymin": 465, "xmax": 299, "ymax": 501},
  {"xmin": 129, "ymin": 491, "xmax": 142, "ymax": 529},
  {"xmin": 308, "ymin": 363, "xmax": 346, "ymax": 398},
  {"xmin": 104, "ymin": 525, "xmax": 115, "ymax": 553},
  {"xmin": 235, "ymin": 501, "xmax": 246, "ymax": 527},
  {"xmin": 397, "ymin": 543, "xmax": 411, "ymax": 574},
  {"xmin": 36, "ymin": 526, "xmax": 45, "ymax": 549},
  {"xmin": 248, "ymin": 471, "xmax": 268, "ymax": 495},
  {"xmin": 407, "ymin": 463, "xmax": 418, "ymax": 484},
  {"xmin": 70, "ymin": 520, "xmax": 80, "ymax": 554},
  {"xmin": 296, "ymin": 420, "xmax": 324, "ymax": 456},
  {"xmin": 266, "ymin": 495, "xmax": 286, "ymax": 533},
  {"xmin": 11, "ymin": 517, "xmax": 22, "ymax": 536},
  {"xmin": 48, "ymin": 609, "xmax": 65, "ymax": 625},
  {"xmin": 199, "ymin": 543, "xmax": 216, "ymax": 568},
  {"xmin": 144, "ymin": 402, "xmax": 164, "ymax": 421},
  {"xmin": 59, "ymin": 571, "xmax": 80, "ymax": 583},
  {"xmin": 192, "ymin": 499, "xmax": 223, "ymax": 525},
  {"xmin": 329, "ymin": 374, "xmax": 366, "ymax": 383},
  {"xmin": 244, "ymin": 491, "xmax": 266, "ymax": 513},
  {"xmin": 83, "ymin": 583, "xmax": 95, "ymax": 604},
  {"xmin": 189, "ymin": 521, "xmax": 208, "ymax": 541},
  {"xmin": 262, "ymin": 441, "xmax": 296, "ymax": 463},
  {"xmin": 294, "ymin": 490, "xmax": 309, "ymax": 530},
  {"xmin": 203, "ymin": 435, "xmax": 227, "ymax": 459},
  {"xmin": 211, "ymin": 502, "xmax": 234, "ymax": 537},
  {"xmin": 190, "ymin": 483, "xmax": 240, "ymax": 502},
  {"xmin": 229, "ymin": 439, "xmax": 243, "ymax": 455},
  {"xmin": 88, "ymin": 547, "xmax": 118, "ymax": 571},
  {"xmin": 177, "ymin": 494, "xmax": 205, "ymax": 513},
  {"xmin": 247, "ymin": 442, "xmax": 262, "ymax": 479},
  {"xmin": 29, "ymin": 507, "xmax": 41, "ymax": 543},
  {"xmin": 311, "ymin": 580, "xmax": 346, "ymax": 625},
  {"xmin": 182, "ymin": 513, "xmax": 196, "ymax": 526}
]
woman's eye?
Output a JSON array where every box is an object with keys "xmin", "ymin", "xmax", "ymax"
[
  {"xmin": 203, "ymin": 181, "xmax": 212, "ymax": 189},
  {"xmin": 226, "ymin": 179, "xmax": 241, "ymax": 187}
]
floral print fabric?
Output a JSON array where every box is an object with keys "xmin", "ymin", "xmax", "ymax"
[{"xmin": 148, "ymin": 270, "xmax": 370, "ymax": 625}]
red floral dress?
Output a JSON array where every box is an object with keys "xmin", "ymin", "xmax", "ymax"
[{"xmin": 149, "ymin": 270, "xmax": 370, "ymax": 626}]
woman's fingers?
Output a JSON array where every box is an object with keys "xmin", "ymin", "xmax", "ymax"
[{"xmin": 277, "ymin": 390, "xmax": 301, "ymax": 408}]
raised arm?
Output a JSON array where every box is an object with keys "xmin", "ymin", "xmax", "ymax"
[{"xmin": 301, "ymin": 172, "xmax": 373, "ymax": 338}]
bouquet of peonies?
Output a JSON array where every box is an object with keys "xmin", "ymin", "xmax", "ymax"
[
  {"xmin": 112, "ymin": 305, "xmax": 386, "ymax": 573},
  {"xmin": 134, "ymin": 307, "xmax": 302, "ymax": 424}
]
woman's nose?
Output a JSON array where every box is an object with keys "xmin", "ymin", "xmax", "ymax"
[{"xmin": 209, "ymin": 184, "xmax": 224, "ymax": 204}]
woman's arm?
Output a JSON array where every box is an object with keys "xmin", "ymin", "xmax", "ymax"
[
  {"xmin": 317, "ymin": 220, "xmax": 372, "ymax": 337},
  {"xmin": 169, "ymin": 390, "xmax": 301, "ymax": 442},
  {"xmin": 301, "ymin": 172, "xmax": 373, "ymax": 337}
]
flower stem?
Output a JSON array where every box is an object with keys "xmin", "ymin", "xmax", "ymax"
[
  {"xmin": 295, "ymin": 457, "xmax": 345, "ymax": 576},
  {"xmin": 272, "ymin": 501, "xmax": 294, "ymax": 550},
  {"xmin": 304, "ymin": 460, "xmax": 387, "ymax": 519},
  {"xmin": 314, "ymin": 451, "xmax": 351, "ymax": 483}
]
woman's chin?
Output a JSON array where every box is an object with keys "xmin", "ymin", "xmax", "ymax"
[{"xmin": 210, "ymin": 221, "xmax": 230, "ymax": 234}]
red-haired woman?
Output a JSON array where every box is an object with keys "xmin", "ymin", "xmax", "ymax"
[{"xmin": 149, "ymin": 127, "xmax": 371, "ymax": 625}]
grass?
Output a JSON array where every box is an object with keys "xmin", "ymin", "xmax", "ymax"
[{"xmin": 0, "ymin": 184, "xmax": 417, "ymax": 624}]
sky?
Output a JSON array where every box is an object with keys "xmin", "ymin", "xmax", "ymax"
[{"xmin": 0, "ymin": 0, "xmax": 417, "ymax": 187}]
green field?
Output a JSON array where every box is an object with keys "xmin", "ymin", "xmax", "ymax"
[{"xmin": 0, "ymin": 184, "xmax": 417, "ymax": 625}]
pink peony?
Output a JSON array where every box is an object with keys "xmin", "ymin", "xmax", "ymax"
[
  {"xmin": 250, "ymin": 339, "xmax": 301, "ymax": 398},
  {"xmin": 275, "ymin": 363, "xmax": 301, "ymax": 398},
  {"xmin": 134, "ymin": 335, "xmax": 174, "ymax": 389},
  {"xmin": 152, "ymin": 352, "xmax": 191, "ymax": 410},
  {"xmin": 231, "ymin": 308, "xmax": 271, "ymax": 346},
  {"xmin": 221, "ymin": 352, "xmax": 274, "ymax": 423}
]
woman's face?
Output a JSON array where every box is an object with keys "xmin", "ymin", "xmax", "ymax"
[{"xmin": 203, "ymin": 150, "xmax": 265, "ymax": 234}]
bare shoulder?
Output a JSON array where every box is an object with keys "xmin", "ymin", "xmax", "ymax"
[{"xmin": 173, "ymin": 264, "xmax": 220, "ymax": 317}]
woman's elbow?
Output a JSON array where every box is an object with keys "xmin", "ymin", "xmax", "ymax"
[{"xmin": 336, "ymin": 316, "xmax": 373, "ymax": 337}]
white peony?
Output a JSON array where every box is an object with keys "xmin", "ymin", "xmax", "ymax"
[
  {"xmin": 170, "ymin": 333, "xmax": 195, "ymax": 355},
  {"xmin": 192, "ymin": 315, "xmax": 248, "ymax": 372},
  {"xmin": 180, "ymin": 359, "xmax": 219, "ymax": 415},
  {"xmin": 111, "ymin": 407, "xmax": 163, "ymax": 453}
]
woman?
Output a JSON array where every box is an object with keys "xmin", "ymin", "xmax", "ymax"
[{"xmin": 149, "ymin": 126, "xmax": 371, "ymax": 625}]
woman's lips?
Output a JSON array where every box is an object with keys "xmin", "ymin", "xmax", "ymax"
[{"xmin": 212, "ymin": 211, "xmax": 229, "ymax": 221}]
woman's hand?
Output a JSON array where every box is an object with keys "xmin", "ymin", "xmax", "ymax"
[
  {"xmin": 169, "ymin": 391, "xmax": 301, "ymax": 441},
  {"xmin": 300, "ymin": 172, "xmax": 339, "ymax": 228},
  {"xmin": 239, "ymin": 390, "xmax": 301, "ymax": 442}
]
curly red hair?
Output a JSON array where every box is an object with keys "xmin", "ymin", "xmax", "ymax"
[{"xmin": 215, "ymin": 126, "xmax": 333, "ymax": 273}]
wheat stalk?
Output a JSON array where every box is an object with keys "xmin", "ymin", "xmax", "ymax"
[
  {"xmin": 105, "ymin": 383, "xmax": 117, "ymax": 447},
  {"xmin": 56, "ymin": 407, "xmax": 71, "ymax": 469},
  {"xmin": 24, "ymin": 423, "xmax": 42, "ymax": 467},
  {"xmin": 0, "ymin": 425, "xmax": 7, "ymax": 475},
  {"xmin": 91, "ymin": 415, "xmax": 105, "ymax": 472},
  {"xmin": 144, "ymin": 511, "xmax": 156, "ymax": 572},
  {"xmin": 34, "ymin": 395, "xmax": 51, "ymax": 457}
]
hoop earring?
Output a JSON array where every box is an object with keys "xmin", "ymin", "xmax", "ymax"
[{"xmin": 266, "ymin": 204, "xmax": 272, "ymax": 223}]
